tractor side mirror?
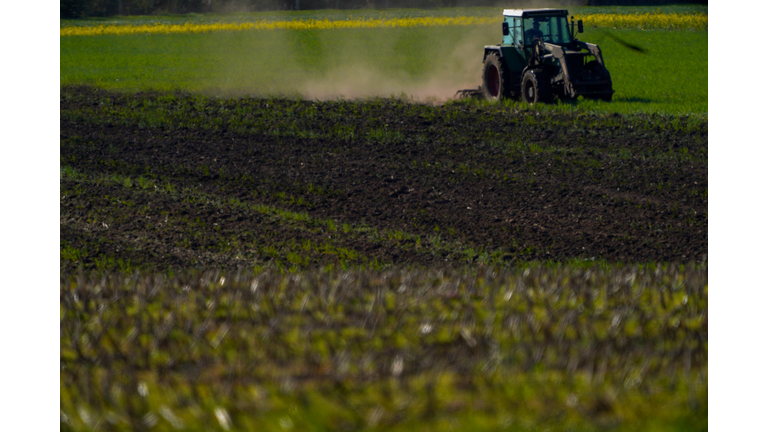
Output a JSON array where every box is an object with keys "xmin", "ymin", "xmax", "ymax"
[
  {"xmin": 577, "ymin": 20, "xmax": 583, "ymax": 33},
  {"xmin": 502, "ymin": 22, "xmax": 509, "ymax": 36}
]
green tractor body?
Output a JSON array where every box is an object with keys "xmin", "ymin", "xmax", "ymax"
[{"xmin": 475, "ymin": 9, "xmax": 614, "ymax": 103}]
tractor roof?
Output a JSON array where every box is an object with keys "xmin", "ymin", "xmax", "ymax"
[{"xmin": 503, "ymin": 9, "xmax": 569, "ymax": 18}]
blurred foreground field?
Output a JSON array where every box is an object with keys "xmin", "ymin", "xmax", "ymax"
[{"xmin": 61, "ymin": 265, "xmax": 707, "ymax": 432}]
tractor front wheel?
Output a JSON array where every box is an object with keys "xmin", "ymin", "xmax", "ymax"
[
  {"xmin": 584, "ymin": 89, "xmax": 613, "ymax": 102},
  {"xmin": 583, "ymin": 61, "xmax": 613, "ymax": 102},
  {"xmin": 482, "ymin": 53, "xmax": 510, "ymax": 100},
  {"xmin": 521, "ymin": 70, "xmax": 552, "ymax": 104},
  {"xmin": 599, "ymin": 92, "xmax": 613, "ymax": 102}
]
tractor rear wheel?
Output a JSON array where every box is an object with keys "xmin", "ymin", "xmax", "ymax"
[
  {"xmin": 481, "ymin": 53, "xmax": 510, "ymax": 100},
  {"xmin": 521, "ymin": 70, "xmax": 552, "ymax": 104}
]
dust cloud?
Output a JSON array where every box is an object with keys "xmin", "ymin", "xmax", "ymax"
[
  {"xmin": 297, "ymin": 27, "xmax": 490, "ymax": 102},
  {"xmin": 209, "ymin": 1, "xmax": 579, "ymax": 102}
]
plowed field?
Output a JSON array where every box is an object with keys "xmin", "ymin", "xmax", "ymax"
[{"xmin": 60, "ymin": 86, "xmax": 707, "ymax": 271}]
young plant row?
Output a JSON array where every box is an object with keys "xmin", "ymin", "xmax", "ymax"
[
  {"xmin": 61, "ymin": 166, "xmax": 527, "ymax": 273},
  {"xmin": 60, "ymin": 87, "xmax": 708, "ymax": 267}
]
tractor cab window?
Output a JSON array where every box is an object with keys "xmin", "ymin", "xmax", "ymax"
[
  {"xmin": 513, "ymin": 18, "xmax": 523, "ymax": 46},
  {"xmin": 502, "ymin": 17, "xmax": 523, "ymax": 46},
  {"xmin": 523, "ymin": 16, "xmax": 572, "ymax": 45}
]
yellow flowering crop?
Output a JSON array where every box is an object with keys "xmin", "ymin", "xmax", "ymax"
[
  {"xmin": 575, "ymin": 12, "xmax": 707, "ymax": 31},
  {"xmin": 60, "ymin": 12, "xmax": 706, "ymax": 37},
  {"xmin": 60, "ymin": 16, "xmax": 497, "ymax": 37}
]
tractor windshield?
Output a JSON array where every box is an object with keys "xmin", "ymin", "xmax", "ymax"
[{"xmin": 523, "ymin": 16, "xmax": 572, "ymax": 45}]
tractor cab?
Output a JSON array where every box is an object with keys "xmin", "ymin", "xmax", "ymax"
[{"xmin": 502, "ymin": 9, "xmax": 575, "ymax": 48}]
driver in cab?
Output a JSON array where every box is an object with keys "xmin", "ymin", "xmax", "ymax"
[{"xmin": 524, "ymin": 21, "xmax": 544, "ymax": 44}]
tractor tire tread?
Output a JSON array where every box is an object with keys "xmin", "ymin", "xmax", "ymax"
[
  {"xmin": 521, "ymin": 69, "xmax": 552, "ymax": 104},
  {"xmin": 482, "ymin": 53, "xmax": 512, "ymax": 100}
]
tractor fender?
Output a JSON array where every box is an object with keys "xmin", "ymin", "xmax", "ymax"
[
  {"xmin": 520, "ymin": 65, "xmax": 533, "ymax": 80},
  {"xmin": 483, "ymin": 46, "xmax": 504, "ymax": 62},
  {"xmin": 520, "ymin": 42, "xmax": 563, "ymax": 85}
]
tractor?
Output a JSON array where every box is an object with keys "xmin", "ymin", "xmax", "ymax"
[{"xmin": 458, "ymin": 9, "xmax": 614, "ymax": 103}]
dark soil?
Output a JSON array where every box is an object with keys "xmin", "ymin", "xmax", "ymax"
[{"xmin": 60, "ymin": 86, "xmax": 707, "ymax": 271}]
